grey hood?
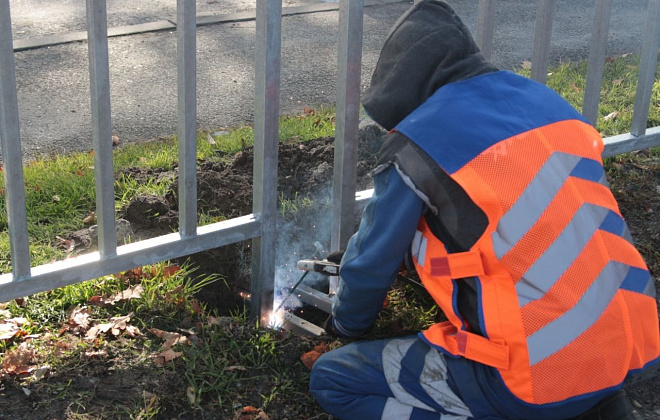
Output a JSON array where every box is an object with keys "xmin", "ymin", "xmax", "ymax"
[{"xmin": 363, "ymin": 0, "xmax": 498, "ymax": 131}]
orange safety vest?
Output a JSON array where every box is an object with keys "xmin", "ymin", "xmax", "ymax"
[{"xmin": 399, "ymin": 72, "xmax": 660, "ymax": 405}]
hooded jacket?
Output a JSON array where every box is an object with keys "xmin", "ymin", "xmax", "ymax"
[{"xmin": 333, "ymin": 0, "xmax": 659, "ymax": 418}]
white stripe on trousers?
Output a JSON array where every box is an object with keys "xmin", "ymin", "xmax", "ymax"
[{"xmin": 381, "ymin": 338, "xmax": 472, "ymax": 419}]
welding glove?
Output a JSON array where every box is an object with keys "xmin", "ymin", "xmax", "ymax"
[{"xmin": 326, "ymin": 250, "xmax": 344, "ymax": 265}]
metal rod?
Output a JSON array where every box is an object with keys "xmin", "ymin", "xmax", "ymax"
[
  {"xmin": 332, "ymin": 0, "xmax": 364, "ymax": 294},
  {"xmin": 177, "ymin": 0, "xmax": 198, "ymax": 237},
  {"xmin": 0, "ymin": 0, "xmax": 30, "ymax": 280},
  {"xmin": 530, "ymin": 0, "xmax": 556, "ymax": 84},
  {"xmin": 476, "ymin": 0, "xmax": 496, "ymax": 61},
  {"xmin": 583, "ymin": 0, "xmax": 613, "ymax": 125},
  {"xmin": 0, "ymin": 215, "xmax": 261, "ymax": 302},
  {"xmin": 86, "ymin": 0, "xmax": 117, "ymax": 257},
  {"xmin": 251, "ymin": 0, "xmax": 281, "ymax": 322},
  {"xmin": 631, "ymin": 0, "xmax": 660, "ymax": 137},
  {"xmin": 274, "ymin": 271, "xmax": 309, "ymax": 313}
]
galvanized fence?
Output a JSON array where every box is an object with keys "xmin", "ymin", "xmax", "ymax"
[{"xmin": 0, "ymin": 0, "xmax": 659, "ymax": 326}]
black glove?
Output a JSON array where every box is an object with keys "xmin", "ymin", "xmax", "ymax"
[{"xmin": 326, "ymin": 250, "xmax": 344, "ymax": 264}]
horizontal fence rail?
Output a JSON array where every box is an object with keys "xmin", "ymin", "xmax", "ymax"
[{"xmin": 0, "ymin": 0, "xmax": 659, "ymax": 326}]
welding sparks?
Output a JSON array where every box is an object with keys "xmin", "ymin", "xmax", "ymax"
[{"xmin": 267, "ymin": 309, "xmax": 286, "ymax": 330}]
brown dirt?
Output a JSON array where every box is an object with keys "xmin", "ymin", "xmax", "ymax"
[{"xmin": 1, "ymin": 127, "xmax": 659, "ymax": 419}]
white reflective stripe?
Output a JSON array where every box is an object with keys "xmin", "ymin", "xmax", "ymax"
[
  {"xmin": 381, "ymin": 398, "xmax": 413, "ymax": 420},
  {"xmin": 420, "ymin": 348, "xmax": 473, "ymax": 418},
  {"xmin": 383, "ymin": 339, "xmax": 436, "ymax": 412},
  {"xmin": 516, "ymin": 203, "xmax": 610, "ymax": 307},
  {"xmin": 412, "ymin": 230, "xmax": 423, "ymax": 261},
  {"xmin": 492, "ymin": 152, "xmax": 582, "ymax": 259},
  {"xmin": 527, "ymin": 261, "xmax": 629, "ymax": 365},
  {"xmin": 418, "ymin": 237, "xmax": 427, "ymax": 267}
]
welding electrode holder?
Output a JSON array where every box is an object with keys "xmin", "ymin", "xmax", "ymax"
[{"xmin": 296, "ymin": 259, "xmax": 340, "ymax": 276}]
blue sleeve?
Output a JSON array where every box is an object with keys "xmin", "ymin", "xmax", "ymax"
[{"xmin": 332, "ymin": 166, "xmax": 425, "ymax": 337}]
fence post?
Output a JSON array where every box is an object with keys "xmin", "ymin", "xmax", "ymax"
[
  {"xmin": 0, "ymin": 0, "xmax": 30, "ymax": 280},
  {"xmin": 86, "ymin": 0, "xmax": 117, "ymax": 257},
  {"xmin": 476, "ymin": 0, "xmax": 496, "ymax": 61},
  {"xmin": 631, "ymin": 0, "xmax": 660, "ymax": 137},
  {"xmin": 530, "ymin": 0, "xmax": 556, "ymax": 84},
  {"xmin": 583, "ymin": 0, "xmax": 613, "ymax": 125},
  {"xmin": 177, "ymin": 0, "xmax": 198, "ymax": 237},
  {"xmin": 251, "ymin": 0, "xmax": 281, "ymax": 322},
  {"xmin": 332, "ymin": 0, "xmax": 364, "ymax": 253}
]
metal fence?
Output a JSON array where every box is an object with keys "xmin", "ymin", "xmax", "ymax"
[{"xmin": 0, "ymin": 0, "xmax": 659, "ymax": 325}]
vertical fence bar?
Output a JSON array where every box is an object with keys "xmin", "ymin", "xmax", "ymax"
[
  {"xmin": 251, "ymin": 0, "xmax": 281, "ymax": 321},
  {"xmin": 86, "ymin": 0, "xmax": 117, "ymax": 257},
  {"xmin": 332, "ymin": 0, "xmax": 364, "ymax": 259},
  {"xmin": 0, "ymin": 0, "xmax": 30, "ymax": 280},
  {"xmin": 631, "ymin": 0, "xmax": 660, "ymax": 137},
  {"xmin": 530, "ymin": 0, "xmax": 556, "ymax": 84},
  {"xmin": 583, "ymin": 0, "xmax": 613, "ymax": 125},
  {"xmin": 476, "ymin": 0, "xmax": 496, "ymax": 61},
  {"xmin": 177, "ymin": 0, "xmax": 197, "ymax": 237}
]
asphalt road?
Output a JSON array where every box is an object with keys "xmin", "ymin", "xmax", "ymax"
[{"xmin": 5, "ymin": 0, "xmax": 650, "ymax": 159}]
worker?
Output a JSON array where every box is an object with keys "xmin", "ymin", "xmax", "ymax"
[{"xmin": 308, "ymin": 1, "xmax": 660, "ymax": 419}]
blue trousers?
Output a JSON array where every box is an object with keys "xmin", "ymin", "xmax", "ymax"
[{"xmin": 310, "ymin": 336, "xmax": 474, "ymax": 420}]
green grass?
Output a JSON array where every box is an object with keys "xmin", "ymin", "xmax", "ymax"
[
  {"xmin": 0, "ymin": 55, "xmax": 658, "ymax": 419},
  {"xmin": 0, "ymin": 107, "xmax": 336, "ymax": 273},
  {"xmin": 519, "ymin": 54, "xmax": 660, "ymax": 137}
]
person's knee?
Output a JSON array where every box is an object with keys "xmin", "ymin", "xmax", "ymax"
[{"xmin": 309, "ymin": 351, "xmax": 335, "ymax": 396}]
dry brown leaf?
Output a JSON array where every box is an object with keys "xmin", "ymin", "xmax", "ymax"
[
  {"xmin": 0, "ymin": 323, "xmax": 20, "ymax": 340},
  {"xmin": 112, "ymin": 134, "xmax": 121, "ymax": 147},
  {"xmin": 90, "ymin": 285, "xmax": 144, "ymax": 307},
  {"xmin": 612, "ymin": 78, "xmax": 624, "ymax": 86},
  {"xmin": 303, "ymin": 107, "xmax": 316, "ymax": 115},
  {"xmin": 82, "ymin": 212, "xmax": 96, "ymax": 224},
  {"xmin": 207, "ymin": 133, "xmax": 217, "ymax": 145},
  {"xmin": 69, "ymin": 306, "xmax": 91, "ymax": 331},
  {"xmin": 570, "ymin": 82, "xmax": 583, "ymax": 92},
  {"xmin": 235, "ymin": 406, "xmax": 269, "ymax": 420},
  {"xmin": 148, "ymin": 328, "xmax": 189, "ymax": 350},
  {"xmin": 224, "ymin": 365, "xmax": 247, "ymax": 372},
  {"xmin": 521, "ymin": 60, "xmax": 532, "ymax": 70},
  {"xmin": 3, "ymin": 342, "xmax": 35, "ymax": 375},
  {"xmin": 604, "ymin": 111, "xmax": 619, "ymax": 121},
  {"xmin": 85, "ymin": 313, "xmax": 134, "ymax": 341},
  {"xmin": 153, "ymin": 349, "xmax": 183, "ymax": 367}
]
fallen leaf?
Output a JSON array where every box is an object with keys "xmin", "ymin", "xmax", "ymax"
[
  {"xmin": 85, "ymin": 313, "xmax": 135, "ymax": 341},
  {"xmin": 3, "ymin": 342, "xmax": 35, "ymax": 375},
  {"xmin": 162, "ymin": 265, "xmax": 181, "ymax": 278},
  {"xmin": 224, "ymin": 365, "xmax": 247, "ymax": 372},
  {"xmin": 186, "ymin": 386, "xmax": 197, "ymax": 405},
  {"xmin": 235, "ymin": 406, "xmax": 269, "ymax": 420},
  {"xmin": 32, "ymin": 365, "xmax": 50, "ymax": 381},
  {"xmin": 0, "ymin": 323, "xmax": 20, "ymax": 340},
  {"xmin": 190, "ymin": 299, "xmax": 203, "ymax": 314},
  {"xmin": 112, "ymin": 134, "xmax": 121, "ymax": 147},
  {"xmin": 0, "ymin": 309, "xmax": 11, "ymax": 318},
  {"xmin": 68, "ymin": 306, "xmax": 92, "ymax": 332},
  {"xmin": 521, "ymin": 60, "xmax": 532, "ymax": 70},
  {"xmin": 604, "ymin": 111, "xmax": 619, "ymax": 121},
  {"xmin": 84, "ymin": 350, "xmax": 108, "ymax": 358},
  {"xmin": 612, "ymin": 78, "xmax": 624, "ymax": 86},
  {"xmin": 89, "ymin": 284, "xmax": 144, "ymax": 307},
  {"xmin": 83, "ymin": 212, "xmax": 96, "ymax": 224},
  {"xmin": 605, "ymin": 56, "xmax": 615, "ymax": 63},
  {"xmin": 570, "ymin": 82, "xmax": 583, "ymax": 92},
  {"xmin": 207, "ymin": 133, "xmax": 217, "ymax": 145},
  {"xmin": 303, "ymin": 107, "xmax": 316, "ymax": 115},
  {"xmin": 148, "ymin": 328, "xmax": 189, "ymax": 350},
  {"xmin": 153, "ymin": 349, "xmax": 183, "ymax": 367}
]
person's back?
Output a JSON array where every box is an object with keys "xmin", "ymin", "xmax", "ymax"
[{"xmin": 309, "ymin": 1, "xmax": 660, "ymax": 419}]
